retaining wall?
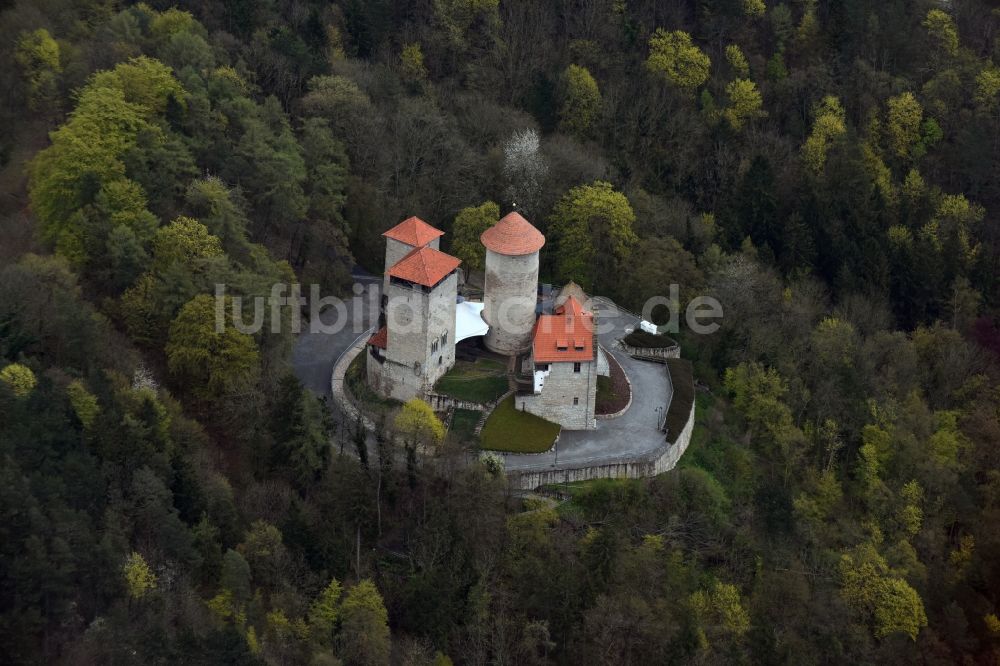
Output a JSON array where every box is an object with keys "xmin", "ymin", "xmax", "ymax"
[
  {"xmin": 504, "ymin": 398, "xmax": 696, "ymax": 490},
  {"xmin": 620, "ymin": 342, "xmax": 681, "ymax": 360}
]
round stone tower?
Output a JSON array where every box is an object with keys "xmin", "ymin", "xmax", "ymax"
[{"xmin": 480, "ymin": 211, "xmax": 545, "ymax": 355}]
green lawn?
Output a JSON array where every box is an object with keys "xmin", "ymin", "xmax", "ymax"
[
  {"xmin": 449, "ymin": 408, "xmax": 481, "ymax": 443},
  {"xmin": 480, "ymin": 395, "xmax": 560, "ymax": 453},
  {"xmin": 433, "ymin": 358, "xmax": 509, "ymax": 404}
]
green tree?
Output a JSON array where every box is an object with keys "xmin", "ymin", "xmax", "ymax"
[
  {"xmin": 690, "ymin": 581, "xmax": 751, "ymax": 638},
  {"xmin": 221, "ymin": 548, "xmax": 252, "ymax": 603},
  {"xmin": 66, "ymin": 380, "xmax": 100, "ymax": 428},
  {"xmin": 722, "ymin": 79, "xmax": 766, "ymax": 130},
  {"xmin": 0, "ymin": 363, "xmax": 37, "ymax": 398},
  {"xmin": 309, "ymin": 578, "xmax": 343, "ymax": 643},
  {"xmin": 184, "ymin": 177, "xmax": 254, "ymax": 262},
  {"xmin": 394, "ymin": 399, "xmax": 445, "ymax": 450},
  {"xmin": 270, "ymin": 374, "xmax": 331, "ymax": 487},
  {"xmin": 29, "ymin": 57, "xmax": 183, "ymax": 257},
  {"xmin": 339, "ymin": 579, "xmax": 391, "ymax": 666},
  {"xmin": 886, "ymin": 92, "xmax": 923, "ymax": 160},
  {"xmin": 725, "ymin": 45, "xmax": 749, "ymax": 77},
  {"xmin": 838, "ymin": 543, "xmax": 928, "ymax": 640},
  {"xmin": 558, "ymin": 65, "xmax": 602, "ymax": 137},
  {"xmin": 723, "ymin": 362, "xmax": 796, "ymax": 444},
  {"xmin": 165, "ymin": 294, "xmax": 261, "ymax": 398},
  {"xmin": 240, "ymin": 521, "xmax": 287, "ymax": 589},
  {"xmin": 802, "ymin": 96, "xmax": 846, "ymax": 174},
  {"xmin": 741, "ymin": 0, "xmax": 766, "ymax": 18},
  {"xmin": 549, "ymin": 181, "xmax": 637, "ymax": 291},
  {"xmin": 152, "ymin": 216, "xmax": 224, "ymax": 272},
  {"xmin": 922, "ymin": 9, "xmax": 959, "ymax": 58},
  {"xmin": 14, "ymin": 28, "xmax": 61, "ymax": 111},
  {"xmin": 645, "ymin": 29, "xmax": 710, "ymax": 90},
  {"xmin": 619, "ymin": 236, "xmax": 703, "ymax": 318},
  {"xmin": 123, "ymin": 551, "xmax": 157, "ymax": 600},
  {"xmin": 975, "ymin": 65, "xmax": 1000, "ymax": 109},
  {"xmin": 451, "ymin": 201, "xmax": 499, "ymax": 272},
  {"xmin": 400, "ymin": 43, "xmax": 429, "ymax": 85}
]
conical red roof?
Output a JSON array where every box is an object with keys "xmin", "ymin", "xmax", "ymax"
[{"xmin": 480, "ymin": 211, "xmax": 545, "ymax": 256}]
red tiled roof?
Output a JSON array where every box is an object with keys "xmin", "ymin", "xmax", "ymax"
[
  {"xmin": 480, "ymin": 211, "xmax": 545, "ymax": 256},
  {"xmin": 555, "ymin": 294, "xmax": 587, "ymax": 318},
  {"xmin": 367, "ymin": 326, "xmax": 387, "ymax": 349},
  {"xmin": 386, "ymin": 246, "xmax": 461, "ymax": 288},
  {"xmin": 383, "ymin": 216, "xmax": 444, "ymax": 247},
  {"xmin": 533, "ymin": 296, "xmax": 594, "ymax": 363}
]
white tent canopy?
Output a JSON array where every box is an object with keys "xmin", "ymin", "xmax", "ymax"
[{"xmin": 455, "ymin": 300, "xmax": 489, "ymax": 343}]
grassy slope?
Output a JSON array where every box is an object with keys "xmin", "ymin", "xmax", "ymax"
[
  {"xmin": 480, "ymin": 395, "xmax": 560, "ymax": 453},
  {"xmin": 433, "ymin": 358, "xmax": 508, "ymax": 404}
]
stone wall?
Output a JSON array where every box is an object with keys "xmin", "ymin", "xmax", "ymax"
[
  {"xmin": 517, "ymin": 359, "xmax": 597, "ymax": 430},
  {"xmin": 620, "ymin": 342, "xmax": 681, "ymax": 360},
  {"xmin": 376, "ymin": 271, "xmax": 458, "ymax": 402},
  {"xmin": 483, "ymin": 249, "xmax": 539, "ymax": 354},
  {"xmin": 424, "ymin": 392, "xmax": 488, "ymax": 412},
  {"xmin": 504, "ymin": 398, "xmax": 696, "ymax": 490}
]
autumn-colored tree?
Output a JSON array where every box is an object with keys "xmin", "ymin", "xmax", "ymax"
[
  {"xmin": 558, "ymin": 64, "xmax": 602, "ymax": 137},
  {"xmin": 451, "ymin": 201, "xmax": 499, "ymax": 272},
  {"xmin": 645, "ymin": 29, "xmax": 710, "ymax": 90}
]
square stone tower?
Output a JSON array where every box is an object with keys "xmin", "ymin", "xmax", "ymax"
[{"xmin": 367, "ymin": 217, "xmax": 460, "ymax": 402}]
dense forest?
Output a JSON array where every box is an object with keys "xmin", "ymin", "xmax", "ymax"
[{"xmin": 1, "ymin": 0, "xmax": 999, "ymax": 663}]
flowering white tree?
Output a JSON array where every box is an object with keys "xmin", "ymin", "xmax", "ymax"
[
  {"xmin": 132, "ymin": 364, "xmax": 159, "ymax": 393},
  {"xmin": 502, "ymin": 128, "xmax": 548, "ymax": 216}
]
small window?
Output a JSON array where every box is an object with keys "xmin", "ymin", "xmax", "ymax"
[
  {"xmin": 441, "ymin": 331, "xmax": 448, "ymax": 345},
  {"xmin": 431, "ymin": 340, "xmax": 438, "ymax": 353},
  {"xmin": 573, "ymin": 397, "xmax": 579, "ymax": 405},
  {"xmin": 439, "ymin": 356, "xmax": 443, "ymax": 365},
  {"xmin": 573, "ymin": 362, "xmax": 581, "ymax": 373}
]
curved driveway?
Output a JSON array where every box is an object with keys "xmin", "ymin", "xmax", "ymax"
[
  {"xmin": 500, "ymin": 299, "xmax": 674, "ymax": 472},
  {"xmin": 291, "ymin": 270, "xmax": 381, "ymax": 397},
  {"xmin": 291, "ymin": 281, "xmax": 675, "ymax": 473}
]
